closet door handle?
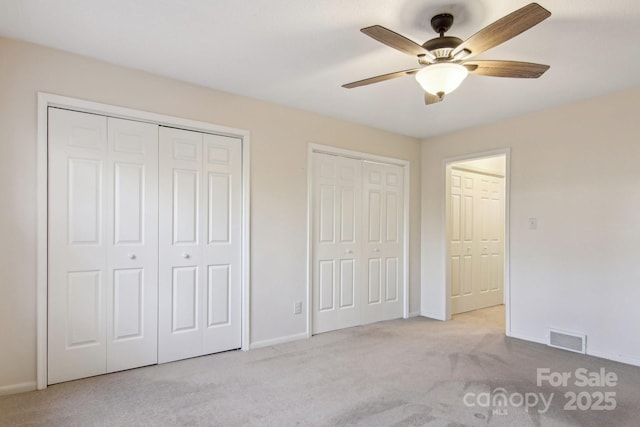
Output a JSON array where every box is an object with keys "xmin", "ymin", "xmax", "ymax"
[
  {"xmin": 128, "ymin": 254, "xmax": 136, "ymax": 260},
  {"xmin": 182, "ymin": 253, "xmax": 190, "ymax": 259},
  {"xmin": 345, "ymin": 249, "xmax": 353, "ymax": 254},
  {"xmin": 373, "ymin": 248, "xmax": 380, "ymax": 253}
]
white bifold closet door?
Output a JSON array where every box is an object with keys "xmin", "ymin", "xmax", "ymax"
[
  {"xmin": 158, "ymin": 127, "xmax": 242, "ymax": 363},
  {"xmin": 48, "ymin": 109, "xmax": 243, "ymax": 384},
  {"xmin": 361, "ymin": 161, "xmax": 404, "ymax": 324},
  {"xmin": 449, "ymin": 168, "xmax": 504, "ymax": 314},
  {"xmin": 48, "ymin": 108, "xmax": 158, "ymax": 384},
  {"xmin": 312, "ymin": 154, "xmax": 363, "ymax": 334},
  {"xmin": 312, "ymin": 153, "xmax": 404, "ymax": 334}
]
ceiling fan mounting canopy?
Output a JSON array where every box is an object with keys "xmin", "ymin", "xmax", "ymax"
[
  {"xmin": 342, "ymin": 3, "xmax": 552, "ymax": 105},
  {"xmin": 430, "ymin": 13, "xmax": 455, "ymax": 35}
]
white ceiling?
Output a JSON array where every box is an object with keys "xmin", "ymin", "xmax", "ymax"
[{"xmin": 2, "ymin": 0, "xmax": 640, "ymax": 138}]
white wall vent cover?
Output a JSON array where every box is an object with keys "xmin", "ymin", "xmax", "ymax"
[{"xmin": 548, "ymin": 329, "xmax": 586, "ymax": 354}]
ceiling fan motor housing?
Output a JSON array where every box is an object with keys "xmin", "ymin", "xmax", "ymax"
[{"xmin": 422, "ymin": 36, "xmax": 463, "ymax": 60}]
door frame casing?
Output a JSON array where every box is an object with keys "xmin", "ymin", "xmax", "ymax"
[
  {"xmin": 306, "ymin": 143, "xmax": 411, "ymax": 338},
  {"xmin": 443, "ymin": 149, "xmax": 511, "ymax": 334},
  {"xmin": 36, "ymin": 92, "xmax": 251, "ymax": 389}
]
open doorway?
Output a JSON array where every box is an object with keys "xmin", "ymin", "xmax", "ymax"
[{"xmin": 445, "ymin": 153, "xmax": 507, "ymax": 325}]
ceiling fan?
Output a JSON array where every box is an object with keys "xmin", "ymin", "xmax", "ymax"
[{"xmin": 343, "ymin": 3, "xmax": 551, "ymax": 105}]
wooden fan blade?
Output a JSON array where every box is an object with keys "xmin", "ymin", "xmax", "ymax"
[
  {"xmin": 425, "ymin": 92, "xmax": 444, "ymax": 105},
  {"xmin": 452, "ymin": 3, "xmax": 551, "ymax": 60},
  {"xmin": 464, "ymin": 60, "xmax": 549, "ymax": 78},
  {"xmin": 342, "ymin": 68, "xmax": 420, "ymax": 89},
  {"xmin": 361, "ymin": 25, "xmax": 436, "ymax": 61}
]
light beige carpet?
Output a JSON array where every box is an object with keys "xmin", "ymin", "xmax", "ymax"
[{"xmin": 1, "ymin": 306, "xmax": 639, "ymax": 426}]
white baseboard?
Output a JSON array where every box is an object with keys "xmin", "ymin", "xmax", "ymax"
[
  {"xmin": 408, "ymin": 311, "xmax": 421, "ymax": 318},
  {"xmin": 587, "ymin": 349, "xmax": 640, "ymax": 367},
  {"xmin": 250, "ymin": 332, "xmax": 308, "ymax": 350},
  {"xmin": 507, "ymin": 331, "xmax": 547, "ymax": 345},
  {"xmin": 420, "ymin": 309, "xmax": 447, "ymax": 321},
  {"xmin": 0, "ymin": 381, "xmax": 36, "ymax": 396}
]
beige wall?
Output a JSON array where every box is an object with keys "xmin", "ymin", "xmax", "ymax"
[
  {"xmin": 422, "ymin": 86, "xmax": 640, "ymax": 366},
  {"xmin": 0, "ymin": 37, "xmax": 422, "ymax": 392}
]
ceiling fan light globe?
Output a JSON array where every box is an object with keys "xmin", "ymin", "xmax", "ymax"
[{"xmin": 415, "ymin": 63, "xmax": 468, "ymax": 96}]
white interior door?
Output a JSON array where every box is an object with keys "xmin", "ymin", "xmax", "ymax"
[
  {"xmin": 312, "ymin": 153, "xmax": 404, "ymax": 334},
  {"xmin": 48, "ymin": 107, "xmax": 244, "ymax": 383},
  {"xmin": 158, "ymin": 127, "xmax": 202, "ymax": 363},
  {"xmin": 312, "ymin": 153, "xmax": 362, "ymax": 334},
  {"xmin": 201, "ymin": 133, "xmax": 242, "ymax": 354},
  {"xmin": 105, "ymin": 117, "xmax": 159, "ymax": 373},
  {"xmin": 158, "ymin": 127, "xmax": 242, "ymax": 363},
  {"xmin": 48, "ymin": 109, "xmax": 159, "ymax": 384},
  {"xmin": 48, "ymin": 108, "xmax": 108, "ymax": 384},
  {"xmin": 362, "ymin": 161, "xmax": 404, "ymax": 324},
  {"xmin": 449, "ymin": 168, "xmax": 474, "ymax": 314},
  {"xmin": 476, "ymin": 173, "xmax": 505, "ymax": 308},
  {"xmin": 449, "ymin": 167, "xmax": 504, "ymax": 314}
]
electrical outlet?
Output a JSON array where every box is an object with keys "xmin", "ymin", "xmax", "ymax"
[
  {"xmin": 528, "ymin": 217, "xmax": 538, "ymax": 230},
  {"xmin": 294, "ymin": 301, "xmax": 302, "ymax": 315}
]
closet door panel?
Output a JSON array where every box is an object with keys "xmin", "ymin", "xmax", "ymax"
[
  {"xmin": 381, "ymin": 164, "xmax": 403, "ymax": 320},
  {"xmin": 106, "ymin": 118, "xmax": 158, "ymax": 373},
  {"xmin": 362, "ymin": 164, "xmax": 383, "ymax": 323},
  {"xmin": 362, "ymin": 162, "xmax": 404, "ymax": 324},
  {"xmin": 202, "ymin": 134, "xmax": 242, "ymax": 354},
  {"xmin": 158, "ymin": 127, "xmax": 204, "ymax": 363},
  {"xmin": 312, "ymin": 153, "xmax": 362, "ymax": 334},
  {"xmin": 48, "ymin": 108, "xmax": 108, "ymax": 384}
]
